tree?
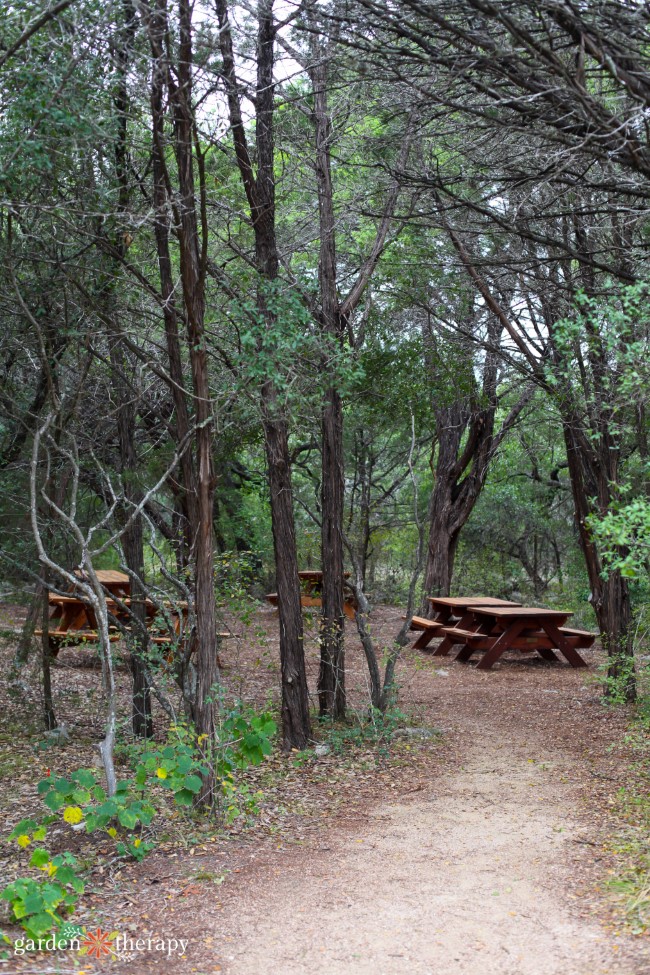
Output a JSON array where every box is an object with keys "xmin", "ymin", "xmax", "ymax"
[{"xmin": 215, "ymin": 0, "xmax": 312, "ymax": 748}]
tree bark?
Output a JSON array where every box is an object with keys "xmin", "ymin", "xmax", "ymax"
[
  {"xmin": 563, "ymin": 419, "xmax": 634, "ymax": 699},
  {"xmin": 312, "ymin": 56, "xmax": 346, "ymax": 717},
  {"xmin": 143, "ymin": 0, "xmax": 221, "ymax": 797},
  {"xmin": 216, "ymin": 0, "xmax": 311, "ymax": 749}
]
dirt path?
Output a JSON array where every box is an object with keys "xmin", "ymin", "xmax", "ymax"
[{"xmin": 217, "ymin": 676, "xmax": 649, "ymax": 975}]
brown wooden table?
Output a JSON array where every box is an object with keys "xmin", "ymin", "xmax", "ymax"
[
  {"xmin": 266, "ymin": 571, "xmax": 358, "ymax": 620},
  {"xmin": 40, "ymin": 591, "xmax": 190, "ymax": 656},
  {"xmin": 412, "ymin": 596, "xmax": 522, "ymax": 652},
  {"xmin": 439, "ymin": 605, "xmax": 593, "ymax": 669},
  {"xmin": 37, "ymin": 594, "xmax": 120, "ymax": 655}
]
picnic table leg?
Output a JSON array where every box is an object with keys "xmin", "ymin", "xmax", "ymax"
[
  {"xmin": 433, "ymin": 611, "xmax": 483, "ymax": 658},
  {"xmin": 413, "ymin": 628, "xmax": 439, "ymax": 651},
  {"xmin": 537, "ymin": 647, "xmax": 560, "ymax": 663},
  {"xmin": 455, "ymin": 644, "xmax": 478, "ymax": 662},
  {"xmin": 541, "ymin": 622, "xmax": 588, "ymax": 668},
  {"xmin": 476, "ymin": 620, "xmax": 527, "ymax": 670},
  {"xmin": 432, "ymin": 610, "xmax": 464, "ymax": 656}
]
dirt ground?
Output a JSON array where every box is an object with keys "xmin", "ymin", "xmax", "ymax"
[{"xmin": 1, "ymin": 601, "xmax": 649, "ymax": 975}]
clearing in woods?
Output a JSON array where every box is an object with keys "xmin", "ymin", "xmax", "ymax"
[{"xmin": 1, "ymin": 603, "xmax": 649, "ymax": 975}]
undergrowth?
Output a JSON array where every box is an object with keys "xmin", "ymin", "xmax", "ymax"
[{"xmin": 606, "ymin": 695, "xmax": 650, "ymax": 933}]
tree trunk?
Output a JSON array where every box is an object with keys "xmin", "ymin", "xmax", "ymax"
[
  {"xmin": 421, "ymin": 399, "xmax": 494, "ymax": 613},
  {"xmin": 562, "ymin": 420, "xmax": 635, "ymax": 699},
  {"xmin": 311, "ymin": 54, "xmax": 346, "ymax": 718},
  {"xmin": 110, "ymin": 3, "xmax": 152, "ymax": 738},
  {"xmin": 143, "ymin": 0, "xmax": 220, "ymax": 801},
  {"xmin": 263, "ymin": 404, "xmax": 312, "ymax": 748},
  {"xmin": 319, "ymin": 384, "xmax": 346, "ymax": 717},
  {"xmin": 175, "ymin": 0, "xmax": 220, "ymax": 795},
  {"xmin": 41, "ymin": 576, "xmax": 56, "ymax": 730},
  {"xmin": 216, "ymin": 0, "xmax": 311, "ymax": 749},
  {"xmin": 11, "ymin": 589, "xmax": 41, "ymax": 677}
]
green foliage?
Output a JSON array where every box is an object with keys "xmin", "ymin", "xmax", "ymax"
[
  {"xmin": 595, "ymin": 655, "xmax": 639, "ymax": 708},
  {"xmin": 318, "ymin": 705, "xmax": 408, "ymax": 758},
  {"xmin": 1, "ymin": 852, "xmax": 84, "ymax": 941},
  {"xmin": 131, "ymin": 722, "xmax": 209, "ymax": 809},
  {"xmin": 587, "ymin": 486, "xmax": 650, "ymax": 581},
  {"xmin": 2, "ymin": 705, "xmax": 277, "ymax": 938},
  {"xmin": 606, "ymin": 705, "xmax": 650, "ymax": 932},
  {"xmin": 233, "ymin": 278, "xmax": 364, "ymax": 407}
]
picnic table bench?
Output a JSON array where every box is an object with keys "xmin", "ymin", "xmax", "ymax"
[{"xmin": 407, "ymin": 616, "xmax": 445, "ymax": 650}]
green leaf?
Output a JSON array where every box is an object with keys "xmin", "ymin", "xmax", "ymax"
[
  {"xmin": 8, "ymin": 819, "xmax": 38, "ymax": 839},
  {"xmin": 71, "ymin": 790, "xmax": 91, "ymax": 804},
  {"xmin": 173, "ymin": 788, "xmax": 195, "ymax": 807},
  {"xmin": 72, "ymin": 769, "xmax": 96, "ymax": 788},
  {"xmin": 182, "ymin": 774, "xmax": 202, "ymax": 794},
  {"xmin": 29, "ymin": 849, "xmax": 50, "ymax": 868},
  {"xmin": 117, "ymin": 808, "xmax": 138, "ymax": 829},
  {"xmin": 23, "ymin": 892, "xmax": 45, "ymax": 914},
  {"xmin": 24, "ymin": 912, "xmax": 56, "ymax": 937},
  {"xmin": 43, "ymin": 791, "xmax": 65, "ymax": 812}
]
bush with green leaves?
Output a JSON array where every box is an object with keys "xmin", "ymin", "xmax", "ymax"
[
  {"xmin": 2, "ymin": 705, "xmax": 277, "ymax": 942},
  {"xmin": 126, "ymin": 707, "xmax": 276, "ymax": 823},
  {"xmin": 2, "ymin": 818, "xmax": 84, "ymax": 942}
]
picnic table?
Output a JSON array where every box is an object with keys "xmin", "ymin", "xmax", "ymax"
[
  {"xmin": 38, "ymin": 591, "xmax": 190, "ymax": 656},
  {"xmin": 437, "ymin": 605, "xmax": 595, "ymax": 669},
  {"xmin": 38, "ymin": 594, "xmax": 120, "ymax": 654},
  {"xmin": 409, "ymin": 596, "xmax": 521, "ymax": 650},
  {"xmin": 265, "ymin": 570, "xmax": 358, "ymax": 620}
]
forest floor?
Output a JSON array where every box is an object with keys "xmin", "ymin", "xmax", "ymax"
[{"xmin": 0, "ymin": 601, "xmax": 649, "ymax": 975}]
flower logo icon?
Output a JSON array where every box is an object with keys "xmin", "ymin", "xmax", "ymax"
[{"xmin": 80, "ymin": 928, "xmax": 117, "ymax": 959}]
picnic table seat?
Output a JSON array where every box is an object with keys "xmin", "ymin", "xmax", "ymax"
[
  {"xmin": 404, "ymin": 615, "xmax": 444, "ymax": 650},
  {"xmin": 558, "ymin": 626, "xmax": 597, "ymax": 648},
  {"xmin": 35, "ymin": 628, "xmax": 121, "ymax": 656},
  {"xmin": 439, "ymin": 623, "xmax": 597, "ymax": 668}
]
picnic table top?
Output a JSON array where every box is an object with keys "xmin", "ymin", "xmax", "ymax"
[
  {"xmin": 74, "ymin": 569, "xmax": 130, "ymax": 584},
  {"xmin": 298, "ymin": 570, "xmax": 351, "ymax": 580},
  {"xmin": 469, "ymin": 606, "xmax": 572, "ymax": 620},
  {"xmin": 428, "ymin": 596, "xmax": 522, "ymax": 608}
]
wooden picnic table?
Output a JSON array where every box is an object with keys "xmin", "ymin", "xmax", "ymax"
[
  {"xmin": 438, "ymin": 605, "xmax": 593, "ymax": 669},
  {"xmin": 38, "ymin": 594, "xmax": 120, "ymax": 654},
  {"xmin": 410, "ymin": 596, "xmax": 521, "ymax": 651},
  {"xmin": 266, "ymin": 571, "xmax": 357, "ymax": 620},
  {"xmin": 40, "ymin": 591, "xmax": 190, "ymax": 656}
]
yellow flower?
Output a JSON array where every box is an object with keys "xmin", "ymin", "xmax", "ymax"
[
  {"xmin": 133, "ymin": 838, "xmax": 141, "ymax": 848},
  {"xmin": 107, "ymin": 827, "xmax": 117, "ymax": 838},
  {"xmin": 63, "ymin": 806, "xmax": 84, "ymax": 825},
  {"xmin": 156, "ymin": 768, "xmax": 168, "ymax": 779},
  {"xmin": 16, "ymin": 834, "xmax": 31, "ymax": 848}
]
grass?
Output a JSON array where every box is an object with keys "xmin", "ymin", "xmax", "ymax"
[{"xmin": 606, "ymin": 700, "xmax": 650, "ymax": 933}]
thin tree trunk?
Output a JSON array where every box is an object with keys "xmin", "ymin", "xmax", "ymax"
[
  {"xmin": 41, "ymin": 574, "xmax": 56, "ymax": 730},
  {"xmin": 11, "ymin": 589, "xmax": 41, "ymax": 676},
  {"xmin": 311, "ymin": 54, "xmax": 346, "ymax": 718},
  {"xmin": 263, "ymin": 404, "xmax": 312, "ymax": 747},
  {"xmin": 110, "ymin": 0, "xmax": 153, "ymax": 739}
]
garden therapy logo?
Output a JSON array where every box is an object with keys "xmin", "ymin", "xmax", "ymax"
[{"xmin": 13, "ymin": 924, "xmax": 189, "ymax": 958}]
